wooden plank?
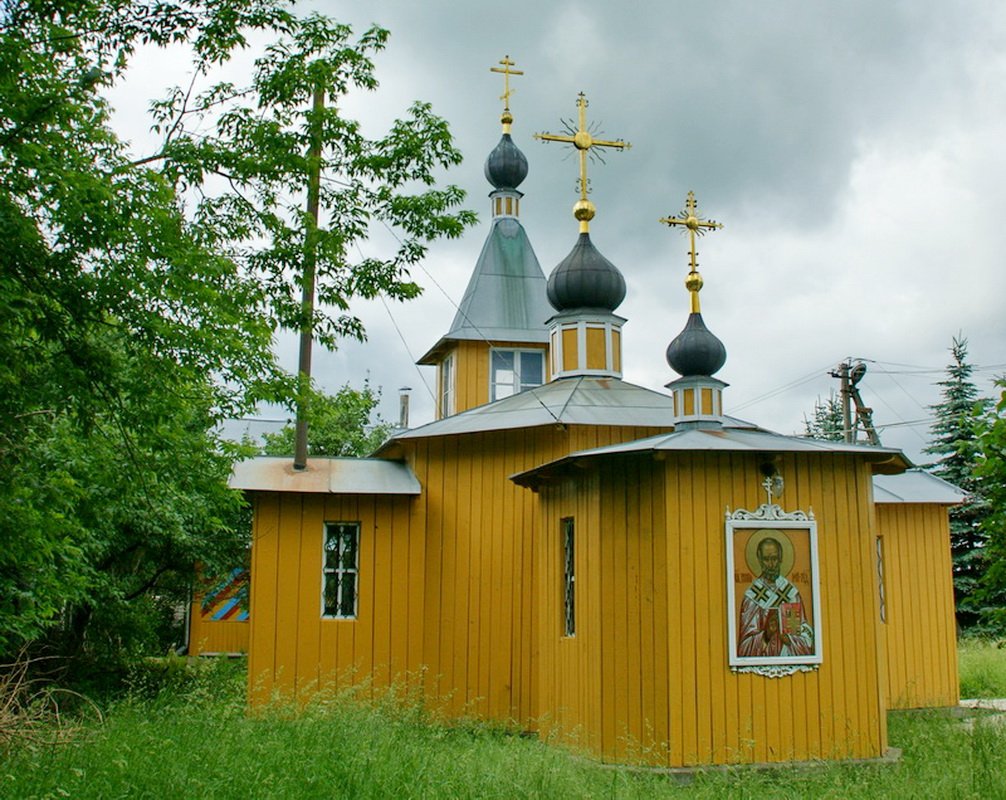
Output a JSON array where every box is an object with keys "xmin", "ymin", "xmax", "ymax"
[
  {"xmin": 295, "ymin": 495, "xmax": 324, "ymax": 697},
  {"xmin": 248, "ymin": 494, "xmax": 279, "ymax": 702},
  {"xmin": 273, "ymin": 493, "xmax": 304, "ymax": 700},
  {"xmin": 372, "ymin": 494, "xmax": 393, "ymax": 691}
]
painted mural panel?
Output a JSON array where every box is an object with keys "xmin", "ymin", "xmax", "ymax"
[
  {"xmin": 200, "ymin": 566, "xmax": 250, "ymax": 621},
  {"xmin": 726, "ymin": 509, "xmax": 822, "ymax": 673}
]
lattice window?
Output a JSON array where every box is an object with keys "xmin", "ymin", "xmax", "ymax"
[
  {"xmin": 323, "ymin": 522, "xmax": 359, "ymax": 618},
  {"xmin": 562, "ymin": 517, "xmax": 575, "ymax": 637}
]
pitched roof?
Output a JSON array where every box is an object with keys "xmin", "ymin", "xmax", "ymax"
[
  {"xmin": 873, "ymin": 469, "xmax": 965, "ymax": 504},
  {"xmin": 418, "ymin": 217, "xmax": 551, "ymax": 363},
  {"xmin": 511, "ymin": 427, "xmax": 911, "ymax": 487}
]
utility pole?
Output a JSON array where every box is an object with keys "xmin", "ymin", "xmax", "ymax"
[
  {"xmin": 831, "ymin": 361, "xmax": 854, "ymax": 444},
  {"xmin": 293, "ymin": 83, "xmax": 325, "ymax": 471},
  {"xmin": 829, "ymin": 359, "xmax": 881, "ymax": 446}
]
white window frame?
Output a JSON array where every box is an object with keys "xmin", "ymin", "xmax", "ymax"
[
  {"xmin": 490, "ymin": 347, "xmax": 545, "ymax": 401},
  {"xmin": 439, "ymin": 353, "xmax": 455, "ymax": 418},
  {"xmin": 322, "ymin": 521, "xmax": 360, "ymax": 619}
]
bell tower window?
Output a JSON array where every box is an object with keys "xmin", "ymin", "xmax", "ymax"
[{"xmin": 491, "ymin": 348, "xmax": 544, "ymax": 401}]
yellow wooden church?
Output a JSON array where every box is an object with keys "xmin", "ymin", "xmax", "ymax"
[{"xmin": 191, "ymin": 68, "xmax": 963, "ymax": 769}]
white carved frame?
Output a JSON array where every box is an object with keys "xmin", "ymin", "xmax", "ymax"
[{"xmin": 725, "ymin": 502, "xmax": 823, "ymax": 678}]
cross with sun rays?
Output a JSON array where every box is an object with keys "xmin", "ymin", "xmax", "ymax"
[
  {"xmin": 659, "ymin": 191, "xmax": 724, "ymax": 313},
  {"xmin": 534, "ymin": 93, "xmax": 630, "ymax": 231}
]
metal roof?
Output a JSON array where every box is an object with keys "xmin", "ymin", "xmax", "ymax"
[
  {"xmin": 229, "ymin": 456, "xmax": 421, "ymax": 495},
  {"xmin": 386, "ymin": 376, "xmax": 697, "ymax": 442},
  {"xmin": 418, "ymin": 217, "xmax": 551, "ymax": 363},
  {"xmin": 873, "ymin": 470, "xmax": 965, "ymax": 504},
  {"xmin": 511, "ymin": 426, "xmax": 911, "ymax": 487}
]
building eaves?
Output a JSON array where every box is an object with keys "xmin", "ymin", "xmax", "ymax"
[
  {"xmin": 229, "ymin": 456, "xmax": 421, "ymax": 495},
  {"xmin": 873, "ymin": 469, "xmax": 965, "ymax": 504},
  {"xmin": 511, "ymin": 427, "xmax": 911, "ymax": 488}
]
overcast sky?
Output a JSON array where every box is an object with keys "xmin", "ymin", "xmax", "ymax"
[{"xmin": 112, "ymin": 1, "xmax": 1006, "ymax": 462}]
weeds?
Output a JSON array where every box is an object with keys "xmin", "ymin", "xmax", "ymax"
[
  {"xmin": 959, "ymin": 638, "xmax": 1006, "ymax": 698},
  {"xmin": 0, "ymin": 650, "xmax": 101, "ymax": 755}
]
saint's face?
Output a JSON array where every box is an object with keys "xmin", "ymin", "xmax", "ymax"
[{"xmin": 758, "ymin": 541, "xmax": 782, "ymax": 582}]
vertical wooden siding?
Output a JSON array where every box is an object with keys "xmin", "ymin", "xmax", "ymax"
[
  {"xmin": 405, "ymin": 424, "xmax": 668, "ymax": 722},
  {"xmin": 877, "ymin": 503, "xmax": 959, "ymax": 708},
  {"xmin": 247, "ymin": 492, "xmax": 422, "ymax": 702},
  {"xmin": 247, "ymin": 423, "xmax": 669, "ymax": 717},
  {"xmin": 534, "ymin": 452, "xmax": 887, "ymax": 768},
  {"xmin": 188, "ymin": 613, "xmax": 249, "ymax": 655},
  {"xmin": 446, "ymin": 341, "xmax": 550, "ymax": 416}
]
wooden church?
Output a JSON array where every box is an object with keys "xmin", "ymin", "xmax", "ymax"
[{"xmin": 192, "ymin": 64, "xmax": 963, "ymax": 768}]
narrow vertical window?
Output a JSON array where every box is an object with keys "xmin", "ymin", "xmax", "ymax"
[
  {"xmin": 323, "ymin": 522, "xmax": 360, "ymax": 618},
  {"xmin": 876, "ymin": 536, "xmax": 887, "ymax": 624},
  {"xmin": 440, "ymin": 354, "xmax": 455, "ymax": 417},
  {"xmin": 562, "ymin": 517, "xmax": 575, "ymax": 637}
]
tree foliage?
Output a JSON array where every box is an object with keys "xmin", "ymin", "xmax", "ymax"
[
  {"xmin": 803, "ymin": 392, "xmax": 844, "ymax": 441},
  {"xmin": 923, "ymin": 336, "xmax": 992, "ymax": 631},
  {"xmin": 976, "ymin": 380, "xmax": 1006, "ymax": 634},
  {"xmin": 260, "ymin": 383, "xmax": 393, "ymax": 458},
  {"xmin": 0, "ymin": 0, "xmax": 473, "ymax": 661}
]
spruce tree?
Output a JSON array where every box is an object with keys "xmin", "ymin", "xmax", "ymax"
[
  {"xmin": 924, "ymin": 336, "xmax": 991, "ymax": 630},
  {"xmin": 803, "ymin": 392, "xmax": 845, "ymax": 441}
]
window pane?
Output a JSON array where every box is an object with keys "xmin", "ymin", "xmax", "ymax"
[
  {"xmin": 340, "ymin": 572, "xmax": 356, "ymax": 616},
  {"xmin": 341, "ymin": 530, "xmax": 356, "ymax": 568},
  {"xmin": 519, "ymin": 351, "xmax": 544, "ymax": 390},
  {"xmin": 492, "ymin": 350, "xmax": 516, "ymax": 401},
  {"xmin": 324, "ymin": 576, "xmax": 339, "ymax": 616}
]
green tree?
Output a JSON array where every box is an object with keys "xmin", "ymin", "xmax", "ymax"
[
  {"xmin": 976, "ymin": 380, "xmax": 1006, "ymax": 635},
  {"xmin": 923, "ymin": 336, "xmax": 992, "ymax": 631},
  {"xmin": 803, "ymin": 392, "xmax": 844, "ymax": 441},
  {"xmin": 0, "ymin": 0, "xmax": 473, "ymax": 660},
  {"xmin": 261, "ymin": 383, "xmax": 393, "ymax": 457}
]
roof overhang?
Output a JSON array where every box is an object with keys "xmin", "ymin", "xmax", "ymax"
[
  {"xmin": 511, "ymin": 428, "xmax": 911, "ymax": 490},
  {"xmin": 872, "ymin": 469, "xmax": 966, "ymax": 504},
  {"xmin": 229, "ymin": 456, "xmax": 421, "ymax": 495}
]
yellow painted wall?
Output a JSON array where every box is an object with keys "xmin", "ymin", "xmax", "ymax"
[
  {"xmin": 247, "ymin": 423, "xmax": 669, "ymax": 718},
  {"xmin": 438, "ymin": 340, "xmax": 550, "ymax": 417},
  {"xmin": 247, "ymin": 492, "xmax": 424, "ymax": 703},
  {"xmin": 188, "ymin": 613, "xmax": 249, "ymax": 655},
  {"xmin": 535, "ymin": 452, "xmax": 888, "ymax": 768},
  {"xmin": 877, "ymin": 503, "xmax": 959, "ymax": 709}
]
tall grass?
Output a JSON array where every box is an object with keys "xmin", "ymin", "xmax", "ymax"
[
  {"xmin": 959, "ymin": 638, "xmax": 1006, "ymax": 698},
  {"xmin": 1, "ymin": 655, "xmax": 1005, "ymax": 799}
]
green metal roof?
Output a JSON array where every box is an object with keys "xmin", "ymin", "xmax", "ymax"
[{"xmin": 418, "ymin": 217, "xmax": 550, "ymax": 363}]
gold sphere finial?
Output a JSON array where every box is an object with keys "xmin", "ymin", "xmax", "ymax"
[
  {"xmin": 501, "ymin": 110, "xmax": 513, "ymax": 126},
  {"xmin": 685, "ymin": 271, "xmax": 703, "ymax": 294},
  {"xmin": 573, "ymin": 199, "xmax": 596, "ymax": 222}
]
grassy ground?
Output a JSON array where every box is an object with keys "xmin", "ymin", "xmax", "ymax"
[
  {"xmin": 2, "ymin": 644, "xmax": 1005, "ymax": 800},
  {"xmin": 959, "ymin": 637, "xmax": 1006, "ymax": 698}
]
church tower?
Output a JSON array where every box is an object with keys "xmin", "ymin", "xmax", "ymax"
[
  {"xmin": 417, "ymin": 57, "xmax": 551, "ymax": 418},
  {"xmin": 660, "ymin": 190, "xmax": 729, "ymax": 427},
  {"xmin": 535, "ymin": 93, "xmax": 630, "ymax": 380}
]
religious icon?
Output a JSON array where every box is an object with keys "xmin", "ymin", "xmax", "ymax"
[{"xmin": 726, "ymin": 510, "xmax": 822, "ymax": 673}]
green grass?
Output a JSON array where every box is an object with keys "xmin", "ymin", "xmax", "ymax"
[
  {"xmin": 959, "ymin": 638, "xmax": 1006, "ymax": 698},
  {"xmin": 2, "ymin": 655, "xmax": 1006, "ymax": 799}
]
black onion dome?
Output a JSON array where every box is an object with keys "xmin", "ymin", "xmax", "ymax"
[
  {"xmin": 666, "ymin": 313, "xmax": 727, "ymax": 377},
  {"xmin": 484, "ymin": 134, "xmax": 528, "ymax": 190},
  {"xmin": 547, "ymin": 233, "xmax": 626, "ymax": 312}
]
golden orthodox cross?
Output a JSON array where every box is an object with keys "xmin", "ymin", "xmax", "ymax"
[
  {"xmin": 534, "ymin": 93, "xmax": 630, "ymax": 231},
  {"xmin": 659, "ymin": 191, "xmax": 723, "ymax": 313},
  {"xmin": 490, "ymin": 55, "xmax": 523, "ymax": 113}
]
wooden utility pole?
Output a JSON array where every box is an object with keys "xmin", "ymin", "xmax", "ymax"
[
  {"xmin": 837, "ymin": 361, "xmax": 853, "ymax": 444},
  {"xmin": 293, "ymin": 83, "xmax": 325, "ymax": 471}
]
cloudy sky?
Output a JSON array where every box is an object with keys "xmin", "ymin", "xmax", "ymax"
[{"xmin": 113, "ymin": 0, "xmax": 1006, "ymax": 462}]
